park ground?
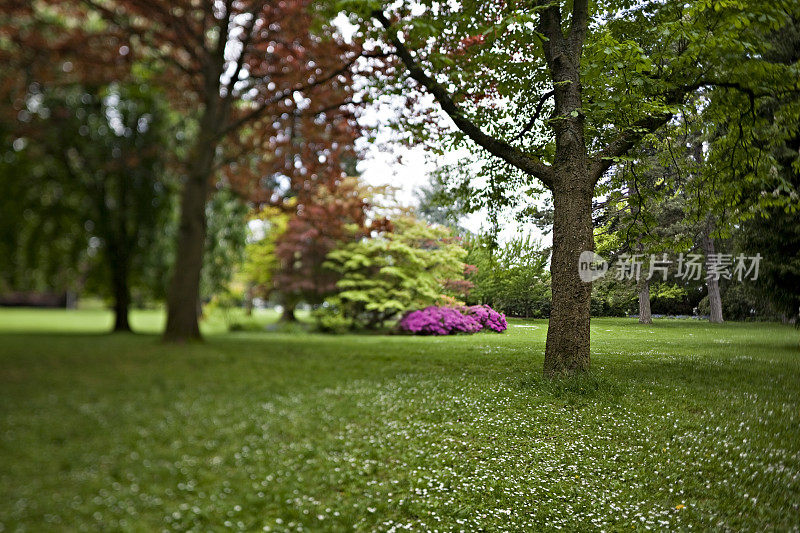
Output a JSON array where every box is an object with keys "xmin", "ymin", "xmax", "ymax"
[{"xmin": 0, "ymin": 309, "xmax": 799, "ymax": 531}]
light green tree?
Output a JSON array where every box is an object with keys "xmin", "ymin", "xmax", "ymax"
[
  {"xmin": 240, "ymin": 206, "xmax": 290, "ymax": 313},
  {"xmin": 318, "ymin": 217, "xmax": 468, "ymax": 330}
]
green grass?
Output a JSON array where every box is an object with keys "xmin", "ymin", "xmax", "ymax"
[{"xmin": 0, "ymin": 309, "xmax": 798, "ymax": 531}]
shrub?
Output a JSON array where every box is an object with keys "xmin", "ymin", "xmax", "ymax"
[
  {"xmin": 398, "ymin": 305, "xmax": 507, "ymax": 336},
  {"xmin": 318, "ymin": 217, "xmax": 469, "ymax": 330},
  {"xmin": 464, "ymin": 304, "xmax": 508, "ymax": 332}
]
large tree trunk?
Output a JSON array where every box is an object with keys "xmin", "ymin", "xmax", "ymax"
[
  {"xmin": 542, "ymin": 27, "xmax": 593, "ymax": 376},
  {"xmin": 701, "ymin": 227, "xmax": 724, "ymax": 324},
  {"xmin": 164, "ymin": 170, "xmax": 210, "ymax": 341},
  {"xmin": 545, "ymin": 180, "xmax": 594, "ymax": 376},
  {"xmin": 638, "ymin": 276, "xmax": 652, "ymax": 324},
  {"xmin": 163, "ymin": 113, "xmax": 218, "ymax": 341},
  {"xmin": 280, "ymin": 301, "xmax": 297, "ymax": 322}
]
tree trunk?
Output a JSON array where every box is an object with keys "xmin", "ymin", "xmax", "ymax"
[
  {"xmin": 280, "ymin": 302, "xmax": 297, "ymax": 322},
  {"xmin": 111, "ymin": 253, "xmax": 131, "ymax": 333},
  {"xmin": 163, "ymin": 114, "xmax": 219, "ymax": 341},
  {"xmin": 638, "ymin": 276, "xmax": 652, "ymax": 324},
  {"xmin": 542, "ymin": 33, "xmax": 593, "ymax": 377},
  {"xmin": 244, "ymin": 284, "xmax": 254, "ymax": 316},
  {"xmin": 163, "ymin": 170, "xmax": 210, "ymax": 341},
  {"xmin": 701, "ymin": 225, "xmax": 724, "ymax": 324},
  {"xmin": 544, "ymin": 179, "xmax": 594, "ymax": 376}
]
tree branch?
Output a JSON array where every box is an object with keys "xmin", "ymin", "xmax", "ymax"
[
  {"xmin": 220, "ymin": 56, "xmax": 359, "ymax": 137},
  {"xmin": 567, "ymin": 0, "xmax": 588, "ymax": 64},
  {"xmin": 224, "ymin": 2, "xmax": 266, "ymax": 100},
  {"xmin": 589, "ymin": 77, "xmax": 786, "ymax": 183},
  {"xmin": 372, "ymin": 10, "xmax": 554, "ymax": 188},
  {"xmin": 590, "ymin": 112, "xmax": 672, "ymax": 184},
  {"xmin": 513, "ymin": 89, "xmax": 555, "ymax": 141},
  {"xmin": 537, "ymin": 2, "xmax": 567, "ymax": 73}
]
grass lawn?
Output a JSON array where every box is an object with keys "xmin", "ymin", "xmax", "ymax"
[{"xmin": 0, "ymin": 309, "xmax": 798, "ymax": 531}]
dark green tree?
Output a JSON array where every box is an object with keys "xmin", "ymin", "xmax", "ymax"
[{"xmin": 0, "ymin": 82, "xmax": 175, "ymax": 331}]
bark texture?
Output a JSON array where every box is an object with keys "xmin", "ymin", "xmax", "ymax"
[
  {"xmin": 164, "ymin": 168, "xmax": 211, "ymax": 340},
  {"xmin": 541, "ymin": 3, "xmax": 593, "ymax": 376},
  {"xmin": 545, "ymin": 182, "xmax": 593, "ymax": 375},
  {"xmin": 638, "ymin": 276, "xmax": 652, "ymax": 324},
  {"xmin": 701, "ymin": 226, "xmax": 724, "ymax": 324},
  {"xmin": 163, "ymin": 105, "xmax": 218, "ymax": 341}
]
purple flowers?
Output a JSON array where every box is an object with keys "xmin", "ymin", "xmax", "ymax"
[
  {"xmin": 398, "ymin": 305, "xmax": 507, "ymax": 335},
  {"xmin": 465, "ymin": 304, "xmax": 508, "ymax": 333}
]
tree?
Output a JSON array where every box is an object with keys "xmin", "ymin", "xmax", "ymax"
[
  {"xmin": 415, "ymin": 166, "xmax": 469, "ymax": 232},
  {"xmin": 318, "ymin": 216, "xmax": 467, "ymax": 330},
  {"xmin": 340, "ymin": 0, "xmax": 796, "ymax": 374},
  {"xmin": 201, "ymin": 187, "xmax": 249, "ymax": 306},
  {"xmin": 240, "ymin": 206, "xmax": 290, "ymax": 314},
  {"xmin": 464, "ymin": 235, "xmax": 551, "ymax": 318},
  {"xmin": 272, "ymin": 177, "xmax": 374, "ymax": 321},
  {"xmin": 726, "ymin": 15, "xmax": 800, "ymax": 324},
  {"xmin": 0, "ymin": 82, "xmax": 175, "ymax": 331},
  {"xmin": 2, "ymin": 0, "xmax": 376, "ymax": 341},
  {"xmin": 0, "ymin": 130, "xmax": 89, "ymax": 299},
  {"xmin": 594, "ymin": 132, "xmax": 696, "ymax": 324}
]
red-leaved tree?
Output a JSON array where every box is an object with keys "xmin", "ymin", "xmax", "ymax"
[
  {"xmin": 1, "ymin": 0, "xmax": 386, "ymax": 341},
  {"xmin": 272, "ymin": 176, "xmax": 392, "ymax": 321}
]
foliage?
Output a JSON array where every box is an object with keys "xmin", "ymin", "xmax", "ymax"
[
  {"xmin": 650, "ymin": 283, "xmax": 694, "ymax": 316},
  {"xmin": 336, "ymin": 0, "xmax": 798, "ymax": 217},
  {"xmin": 736, "ymin": 211, "xmax": 800, "ymax": 322},
  {"xmin": 0, "ymin": 126, "xmax": 89, "ymax": 294},
  {"xmin": 317, "ymin": 217, "xmax": 468, "ymax": 330},
  {"xmin": 464, "ymin": 235, "xmax": 550, "ymax": 318},
  {"xmin": 273, "ymin": 177, "xmax": 376, "ymax": 310},
  {"xmin": 201, "ymin": 188, "xmax": 249, "ymax": 302},
  {"xmin": 0, "ymin": 81, "xmax": 176, "ymax": 326},
  {"xmin": 725, "ymin": 16, "xmax": 800, "ymax": 323},
  {"xmin": 590, "ymin": 277, "xmax": 637, "ymax": 318},
  {"xmin": 241, "ymin": 206, "xmax": 290, "ymax": 301},
  {"xmin": 414, "ymin": 166, "xmax": 469, "ymax": 233}
]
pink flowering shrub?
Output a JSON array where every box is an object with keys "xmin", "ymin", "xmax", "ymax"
[
  {"xmin": 398, "ymin": 305, "xmax": 507, "ymax": 335},
  {"xmin": 464, "ymin": 304, "xmax": 508, "ymax": 333}
]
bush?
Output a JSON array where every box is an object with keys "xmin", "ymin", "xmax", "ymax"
[
  {"xmin": 497, "ymin": 295, "xmax": 551, "ymax": 318},
  {"xmin": 319, "ymin": 217, "xmax": 469, "ymax": 330},
  {"xmin": 465, "ymin": 304, "xmax": 508, "ymax": 332},
  {"xmin": 398, "ymin": 305, "xmax": 507, "ymax": 336},
  {"xmin": 312, "ymin": 303, "xmax": 353, "ymax": 333},
  {"xmin": 650, "ymin": 283, "xmax": 692, "ymax": 315}
]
